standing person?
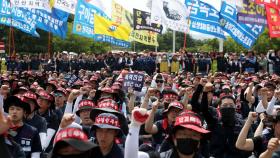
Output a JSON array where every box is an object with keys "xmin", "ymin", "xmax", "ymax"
[
  {"xmin": 197, "ymin": 54, "xmax": 210, "ymax": 76},
  {"xmin": 4, "ymin": 95, "xmax": 42, "ymax": 158},
  {"xmin": 258, "ymin": 54, "xmax": 268, "ymax": 73},
  {"xmin": 30, "ymin": 55, "xmax": 40, "ymax": 71},
  {"xmin": 104, "ymin": 52, "xmax": 117, "ymax": 71},
  {"xmin": 243, "ymin": 51, "xmax": 258, "ymax": 73},
  {"xmin": 228, "ymin": 53, "xmax": 242, "ymax": 74},
  {"xmin": 119, "ymin": 52, "xmax": 134, "ymax": 70},
  {"xmin": 57, "ymin": 52, "xmax": 70, "ymax": 73},
  {"xmin": 170, "ymin": 55, "xmax": 180, "ymax": 74},
  {"xmin": 270, "ymin": 49, "xmax": 280, "ymax": 75},
  {"xmin": 20, "ymin": 55, "xmax": 30, "ymax": 71},
  {"xmin": 159, "ymin": 54, "xmax": 170, "ymax": 73},
  {"xmin": 216, "ymin": 52, "xmax": 228, "ymax": 73}
]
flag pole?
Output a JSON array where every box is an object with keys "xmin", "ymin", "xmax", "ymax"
[
  {"xmin": 48, "ymin": 32, "xmax": 51, "ymax": 57},
  {"xmin": 184, "ymin": 0, "xmax": 194, "ymax": 50},
  {"xmin": 173, "ymin": 30, "xmax": 176, "ymax": 53}
]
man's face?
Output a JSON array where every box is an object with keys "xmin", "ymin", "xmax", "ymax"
[
  {"xmin": 8, "ymin": 105, "xmax": 25, "ymax": 123},
  {"xmin": 220, "ymin": 98, "xmax": 235, "ymax": 109},
  {"xmin": 26, "ymin": 99, "xmax": 36, "ymax": 112},
  {"xmin": 37, "ymin": 98, "xmax": 50, "ymax": 110},
  {"xmin": 79, "ymin": 109, "xmax": 93, "ymax": 126},
  {"xmin": 173, "ymin": 128, "xmax": 201, "ymax": 145},
  {"xmin": 96, "ymin": 128, "xmax": 117, "ymax": 149},
  {"xmin": 167, "ymin": 108, "xmax": 181, "ymax": 122},
  {"xmin": 55, "ymin": 93, "xmax": 66, "ymax": 107}
]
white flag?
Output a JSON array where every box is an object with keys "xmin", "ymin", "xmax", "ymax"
[
  {"xmin": 54, "ymin": 0, "xmax": 77, "ymax": 14},
  {"xmin": 151, "ymin": 0, "xmax": 190, "ymax": 33}
]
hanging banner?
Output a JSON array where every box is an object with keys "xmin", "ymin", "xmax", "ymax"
[
  {"xmin": 87, "ymin": 0, "xmax": 112, "ymax": 18},
  {"xmin": 72, "ymin": 0, "xmax": 108, "ymax": 38},
  {"xmin": 220, "ymin": 1, "xmax": 264, "ymax": 49},
  {"xmin": 130, "ymin": 30, "xmax": 159, "ymax": 46},
  {"xmin": 53, "ymin": 0, "xmax": 77, "ymax": 14},
  {"xmin": 255, "ymin": 0, "xmax": 280, "ymax": 9},
  {"xmin": 266, "ymin": 5, "xmax": 280, "ymax": 37},
  {"xmin": 133, "ymin": 8, "xmax": 163, "ymax": 34},
  {"xmin": 111, "ymin": 0, "xmax": 158, "ymax": 46},
  {"xmin": 94, "ymin": 14, "xmax": 131, "ymax": 41},
  {"xmin": 185, "ymin": 0, "xmax": 225, "ymax": 39},
  {"xmin": 10, "ymin": 0, "xmax": 51, "ymax": 12},
  {"xmin": 0, "ymin": 0, "xmax": 39, "ymax": 37},
  {"xmin": 237, "ymin": 0, "xmax": 267, "ymax": 25},
  {"xmin": 94, "ymin": 34, "xmax": 130, "ymax": 48},
  {"xmin": 151, "ymin": 0, "xmax": 190, "ymax": 33},
  {"xmin": 23, "ymin": 8, "xmax": 69, "ymax": 38}
]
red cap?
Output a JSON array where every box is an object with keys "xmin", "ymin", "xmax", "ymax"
[
  {"xmin": 54, "ymin": 128, "xmax": 88, "ymax": 144},
  {"xmin": 37, "ymin": 90, "xmax": 54, "ymax": 101},
  {"xmin": 175, "ymin": 110, "xmax": 210, "ymax": 134}
]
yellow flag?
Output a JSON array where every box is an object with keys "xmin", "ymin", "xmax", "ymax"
[{"xmin": 94, "ymin": 14, "xmax": 132, "ymax": 41}]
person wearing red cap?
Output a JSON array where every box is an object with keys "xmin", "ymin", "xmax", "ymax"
[
  {"xmin": 145, "ymin": 100, "xmax": 184, "ymax": 151},
  {"xmin": 53, "ymin": 88, "xmax": 68, "ymax": 122},
  {"xmin": 36, "ymin": 90, "xmax": 60, "ymax": 152},
  {"xmin": 90, "ymin": 112, "xmax": 125, "ymax": 158},
  {"xmin": 125, "ymin": 108, "xmax": 210, "ymax": 158},
  {"xmin": 23, "ymin": 91, "xmax": 48, "ymax": 149},
  {"xmin": 4, "ymin": 95, "xmax": 42, "ymax": 158}
]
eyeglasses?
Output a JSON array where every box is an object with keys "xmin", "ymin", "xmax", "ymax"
[
  {"xmin": 221, "ymin": 103, "xmax": 236, "ymax": 108},
  {"xmin": 156, "ymin": 80, "xmax": 164, "ymax": 83},
  {"xmin": 54, "ymin": 93, "xmax": 63, "ymax": 97}
]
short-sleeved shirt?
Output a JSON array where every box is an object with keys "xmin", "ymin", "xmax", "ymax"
[
  {"xmin": 153, "ymin": 119, "xmax": 173, "ymax": 150},
  {"xmin": 26, "ymin": 114, "xmax": 47, "ymax": 134},
  {"xmin": 13, "ymin": 124, "xmax": 42, "ymax": 158}
]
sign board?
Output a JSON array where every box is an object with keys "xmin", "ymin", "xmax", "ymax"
[{"xmin": 123, "ymin": 72, "xmax": 145, "ymax": 92}]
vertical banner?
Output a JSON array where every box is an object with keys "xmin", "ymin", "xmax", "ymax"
[
  {"xmin": 185, "ymin": 0, "xmax": 225, "ymax": 39},
  {"xmin": 220, "ymin": 1, "xmax": 264, "ymax": 49},
  {"xmin": 266, "ymin": 5, "xmax": 280, "ymax": 37},
  {"xmin": 72, "ymin": 0, "xmax": 108, "ymax": 38},
  {"xmin": 133, "ymin": 8, "xmax": 163, "ymax": 34},
  {"xmin": 237, "ymin": 0, "xmax": 267, "ymax": 25},
  {"xmin": 151, "ymin": 0, "xmax": 190, "ymax": 33}
]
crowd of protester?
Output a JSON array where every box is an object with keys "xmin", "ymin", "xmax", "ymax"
[{"xmin": 0, "ymin": 49, "xmax": 280, "ymax": 158}]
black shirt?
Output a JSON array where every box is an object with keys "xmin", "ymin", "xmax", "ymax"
[
  {"xmin": 90, "ymin": 143, "xmax": 123, "ymax": 158},
  {"xmin": 13, "ymin": 123, "xmax": 42, "ymax": 158},
  {"xmin": 26, "ymin": 114, "xmax": 47, "ymax": 134}
]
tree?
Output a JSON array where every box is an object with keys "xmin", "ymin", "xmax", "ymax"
[{"xmin": 223, "ymin": 37, "xmax": 246, "ymax": 53}]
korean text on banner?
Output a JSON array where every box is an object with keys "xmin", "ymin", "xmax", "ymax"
[
  {"xmin": 10, "ymin": 0, "xmax": 51, "ymax": 12},
  {"xmin": 185, "ymin": 0, "xmax": 225, "ymax": 39},
  {"xmin": 72, "ymin": 0, "xmax": 108, "ymax": 39},
  {"xmin": 266, "ymin": 5, "xmax": 280, "ymax": 38},
  {"xmin": 130, "ymin": 30, "xmax": 159, "ymax": 46},
  {"xmin": 53, "ymin": 0, "xmax": 77, "ymax": 14},
  {"xmin": 255, "ymin": 0, "xmax": 280, "ymax": 9},
  {"xmin": 123, "ymin": 73, "xmax": 145, "ymax": 92},
  {"xmin": 23, "ymin": 8, "xmax": 69, "ymax": 38},
  {"xmin": 151, "ymin": 0, "xmax": 190, "ymax": 33},
  {"xmin": 237, "ymin": 0, "xmax": 267, "ymax": 25},
  {"xmin": 133, "ymin": 8, "xmax": 163, "ymax": 34},
  {"xmin": 94, "ymin": 14, "xmax": 131, "ymax": 41},
  {"xmin": 0, "ymin": 0, "xmax": 39, "ymax": 37},
  {"xmin": 220, "ymin": 1, "xmax": 264, "ymax": 49}
]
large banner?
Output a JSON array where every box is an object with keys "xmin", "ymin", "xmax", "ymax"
[
  {"xmin": 255, "ymin": 0, "xmax": 280, "ymax": 9},
  {"xmin": 72, "ymin": 0, "xmax": 108, "ymax": 38},
  {"xmin": 237, "ymin": 0, "xmax": 267, "ymax": 25},
  {"xmin": 133, "ymin": 8, "xmax": 163, "ymax": 34},
  {"xmin": 10, "ymin": 0, "xmax": 51, "ymax": 12},
  {"xmin": 220, "ymin": 1, "xmax": 264, "ymax": 49},
  {"xmin": 151, "ymin": 0, "xmax": 190, "ymax": 33},
  {"xmin": 0, "ymin": 0, "xmax": 39, "ymax": 37},
  {"xmin": 23, "ymin": 8, "xmax": 69, "ymax": 38},
  {"xmin": 266, "ymin": 5, "xmax": 280, "ymax": 37},
  {"xmin": 94, "ymin": 14, "xmax": 131, "ymax": 41},
  {"xmin": 185, "ymin": 0, "xmax": 225, "ymax": 39}
]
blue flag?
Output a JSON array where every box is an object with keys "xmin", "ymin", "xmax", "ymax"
[
  {"xmin": 185, "ymin": 0, "xmax": 225, "ymax": 39},
  {"xmin": 23, "ymin": 8, "xmax": 69, "ymax": 38},
  {"xmin": 219, "ymin": 2, "xmax": 264, "ymax": 49},
  {"xmin": 73, "ymin": 0, "xmax": 109, "ymax": 39},
  {"xmin": 93, "ymin": 34, "xmax": 131, "ymax": 48},
  {"xmin": 0, "ymin": 0, "xmax": 39, "ymax": 37}
]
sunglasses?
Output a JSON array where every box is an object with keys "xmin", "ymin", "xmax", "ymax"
[{"xmin": 156, "ymin": 80, "xmax": 164, "ymax": 83}]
